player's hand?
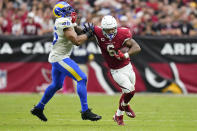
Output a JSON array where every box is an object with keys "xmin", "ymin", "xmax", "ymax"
[
  {"xmin": 114, "ymin": 50, "xmax": 125, "ymax": 60},
  {"xmin": 83, "ymin": 23, "xmax": 94, "ymax": 38},
  {"xmin": 83, "ymin": 23, "xmax": 94, "ymax": 33}
]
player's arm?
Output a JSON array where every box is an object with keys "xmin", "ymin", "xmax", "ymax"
[
  {"xmin": 114, "ymin": 38, "xmax": 141, "ymax": 60},
  {"xmin": 114, "ymin": 28, "xmax": 141, "ymax": 60},
  {"xmin": 63, "ymin": 27, "xmax": 92, "ymax": 46},
  {"xmin": 124, "ymin": 38, "xmax": 141, "ymax": 57},
  {"xmin": 74, "ymin": 26, "xmax": 84, "ymax": 35},
  {"xmin": 74, "ymin": 24, "xmax": 95, "ymax": 40}
]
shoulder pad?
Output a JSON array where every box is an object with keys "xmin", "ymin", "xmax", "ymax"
[{"xmin": 55, "ymin": 17, "xmax": 72, "ymax": 30}]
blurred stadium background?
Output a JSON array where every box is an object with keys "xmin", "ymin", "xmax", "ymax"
[{"xmin": 0, "ymin": 0, "xmax": 197, "ymax": 130}]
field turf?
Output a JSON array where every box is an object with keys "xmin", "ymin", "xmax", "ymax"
[{"xmin": 0, "ymin": 93, "xmax": 197, "ymax": 131}]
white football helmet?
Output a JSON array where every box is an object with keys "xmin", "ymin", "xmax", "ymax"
[{"xmin": 101, "ymin": 15, "xmax": 117, "ymax": 40}]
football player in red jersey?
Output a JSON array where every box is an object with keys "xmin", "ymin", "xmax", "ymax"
[{"xmin": 84, "ymin": 15, "xmax": 141, "ymax": 125}]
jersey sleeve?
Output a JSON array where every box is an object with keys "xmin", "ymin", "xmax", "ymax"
[
  {"xmin": 122, "ymin": 28, "xmax": 132, "ymax": 45},
  {"xmin": 94, "ymin": 26, "xmax": 100, "ymax": 36},
  {"xmin": 124, "ymin": 28, "xmax": 132, "ymax": 39},
  {"xmin": 55, "ymin": 17, "xmax": 73, "ymax": 31},
  {"xmin": 93, "ymin": 26, "xmax": 102, "ymax": 45}
]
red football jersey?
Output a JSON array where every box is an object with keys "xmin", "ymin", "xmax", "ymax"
[{"xmin": 94, "ymin": 26, "xmax": 132, "ymax": 69}]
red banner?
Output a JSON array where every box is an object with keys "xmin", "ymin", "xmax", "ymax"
[
  {"xmin": 0, "ymin": 62, "xmax": 146, "ymax": 94},
  {"xmin": 0, "ymin": 62, "xmax": 51, "ymax": 92},
  {"xmin": 1, "ymin": 35, "xmax": 197, "ymax": 94}
]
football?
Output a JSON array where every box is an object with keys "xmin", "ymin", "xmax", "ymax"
[{"xmin": 120, "ymin": 46, "xmax": 129, "ymax": 53}]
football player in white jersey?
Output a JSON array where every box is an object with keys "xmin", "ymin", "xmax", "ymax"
[{"xmin": 31, "ymin": 1, "xmax": 101, "ymax": 122}]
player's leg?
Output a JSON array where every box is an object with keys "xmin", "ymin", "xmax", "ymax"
[
  {"xmin": 120, "ymin": 64, "xmax": 136, "ymax": 118},
  {"xmin": 112, "ymin": 90, "xmax": 125, "ymax": 125},
  {"xmin": 110, "ymin": 69, "xmax": 125, "ymax": 125},
  {"xmin": 115, "ymin": 64, "xmax": 136, "ymax": 118},
  {"xmin": 59, "ymin": 58, "xmax": 101, "ymax": 121},
  {"xmin": 111, "ymin": 64, "xmax": 136, "ymax": 125},
  {"xmin": 35, "ymin": 64, "xmax": 65, "ymax": 109},
  {"xmin": 31, "ymin": 63, "xmax": 66, "ymax": 121},
  {"xmin": 120, "ymin": 91, "xmax": 136, "ymax": 118}
]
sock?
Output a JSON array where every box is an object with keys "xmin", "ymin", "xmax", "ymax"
[
  {"xmin": 118, "ymin": 94, "xmax": 124, "ymax": 111},
  {"xmin": 122, "ymin": 91, "xmax": 135, "ymax": 105},
  {"xmin": 116, "ymin": 109, "xmax": 124, "ymax": 116},
  {"xmin": 76, "ymin": 79, "xmax": 88, "ymax": 112},
  {"xmin": 36, "ymin": 84, "xmax": 60, "ymax": 110}
]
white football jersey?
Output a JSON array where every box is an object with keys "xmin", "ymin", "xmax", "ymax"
[{"xmin": 48, "ymin": 17, "xmax": 77, "ymax": 63}]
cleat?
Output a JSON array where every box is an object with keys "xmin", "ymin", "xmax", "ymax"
[
  {"xmin": 31, "ymin": 106, "xmax": 47, "ymax": 122},
  {"xmin": 81, "ymin": 108, "xmax": 102, "ymax": 121},
  {"xmin": 122, "ymin": 105, "xmax": 136, "ymax": 118},
  {"xmin": 113, "ymin": 113, "xmax": 124, "ymax": 125}
]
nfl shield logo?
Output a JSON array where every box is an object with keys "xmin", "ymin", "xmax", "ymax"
[{"xmin": 0, "ymin": 70, "xmax": 7, "ymax": 89}]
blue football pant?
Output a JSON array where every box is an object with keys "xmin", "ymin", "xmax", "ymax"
[{"xmin": 36, "ymin": 58, "xmax": 88, "ymax": 112}]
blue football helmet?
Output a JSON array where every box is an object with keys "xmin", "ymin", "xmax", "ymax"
[{"xmin": 53, "ymin": 1, "xmax": 77, "ymax": 22}]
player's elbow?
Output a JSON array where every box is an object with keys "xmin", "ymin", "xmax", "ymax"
[
  {"xmin": 137, "ymin": 46, "xmax": 141, "ymax": 52},
  {"xmin": 74, "ymin": 43, "xmax": 81, "ymax": 46},
  {"xmin": 73, "ymin": 35, "xmax": 88, "ymax": 46},
  {"xmin": 73, "ymin": 40, "xmax": 82, "ymax": 46},
  {"xmin": 68, "ymin": 37, "xmax": 84, "ymax": 46},
  {"xmin": 135, "ymin": 45, "xmax": 141, "ymax": 53}
]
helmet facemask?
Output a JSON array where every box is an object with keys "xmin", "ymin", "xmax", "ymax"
[
  {"xmin": 102, "ymin": 28, "xmax": 117, "ymax": 40},
  {"xmin": 61, "ymin": 6, "xmax": 75, "ymax": 17}
]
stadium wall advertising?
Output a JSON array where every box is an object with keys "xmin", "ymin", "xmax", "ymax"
[{"xmin": 0, "ymin": 35, "xmax": 197, "ymax": 94}]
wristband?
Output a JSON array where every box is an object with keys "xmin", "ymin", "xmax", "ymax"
[{"xmin": 124, "ymin": 52, "xmax": 129, "ymax": 59}]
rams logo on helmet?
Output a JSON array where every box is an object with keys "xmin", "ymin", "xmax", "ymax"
[{"xmin": 53, "ymin": 1, "xmax": 75, "ymax": 18}]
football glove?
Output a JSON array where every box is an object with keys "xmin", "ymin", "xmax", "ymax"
[
  {"xmin": 114, "ymin": 50, "xmax": 129, "ymax": 60},
  {"xmin": 83, "ymin": 23, "xmax": 94, "ymax": 38}
]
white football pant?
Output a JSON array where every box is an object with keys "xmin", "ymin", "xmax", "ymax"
[{"xmin": 110, "ymin": 63, "xmax": 136, "ymax": 93}]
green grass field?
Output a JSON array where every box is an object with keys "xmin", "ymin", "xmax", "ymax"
[{"xmin": 0, "ymin": 93, "xmax": 197, "ymax": 131}]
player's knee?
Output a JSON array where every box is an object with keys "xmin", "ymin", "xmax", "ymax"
[
  {"xmin": 122, "ymin": 85, "xmax": 135, "ymax": 93},
  {"xmin": 122, "ymin": 89, "xmax": 131, "ymax": 93},
  {"xmin": 79, "ymin": 75, "xmax": 87, "ymax": 83},
  {"xmin": 50, "ymin": 82, "xmax": 62, "ymax": 91},
  {"xmin": 56, "ymin": 85, "xmax": 62, "ymax": 90},
  {"xmin": 122, "ymin": 88, "xmax": 135, "ymax": 94}
]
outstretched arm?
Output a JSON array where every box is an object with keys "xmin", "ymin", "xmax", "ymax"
[
  {"xmin": 63, "ymin": 27, "xmax": 93, "ymax": 46},
  {"xmin": 74, "ymin": 25, "xmax": 95, "ymax": 40},
  {"xmin": 74, "ymin": 26, "xmax": 84, "ymax": 35}
]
